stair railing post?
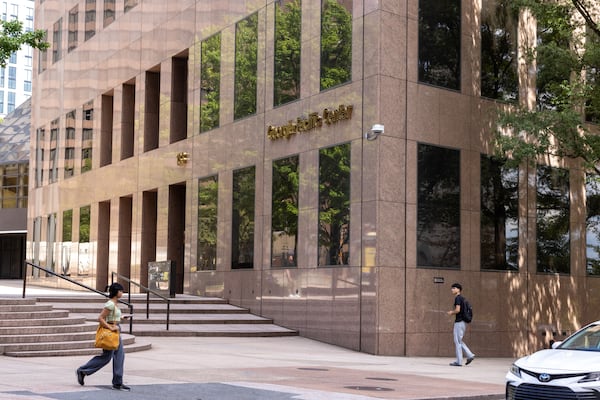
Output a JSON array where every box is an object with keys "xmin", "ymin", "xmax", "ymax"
[
  {"xmin": 22, "ymin": 262, "xmax": 27, "ymax": 298},
  {"xmin": 167, "ymin": 302, "xmax": 170, "ymax": 330}
]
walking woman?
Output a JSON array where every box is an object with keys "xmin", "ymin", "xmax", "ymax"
[{"xmin": 76, "ymin": 282, "xmax": 131, "ymax": 391}]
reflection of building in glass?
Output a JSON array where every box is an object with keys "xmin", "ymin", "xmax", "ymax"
[
  {"xmin": 27, "ymin": 0, "xmax": 600, "ymax": 358},
  {"xmin": 0, "ymin": 99, "xmax": 30, "ymax": 278}
]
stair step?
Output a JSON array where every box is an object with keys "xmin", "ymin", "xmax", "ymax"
[
  {"xmin": 0, "ymin": 330, "xmax": 98, "ymax": 344},
  {"xmin": 3, "ymin": 341, "xmax": 152, "ymax": 357},
  {"xmin": 0, "ymin": 310, "xmax": 70, "ymax": 319},
  {"xmin": 35, "ymin": 296, "xmax": 228, "ymax": 305},
  {"xmin": 0, "ymin": 334, "xmax": 137, "ymax": 352},
  {"xmin": 0, "ymin": 316, "xmax": 87, "ymax": 327},
  {"xmin": 0, "ymin": 322, "xmax": 96, "ymax": 335},
  {"xmin": 0, "ymin": 298, "xmax": 36, "ymax": 306},
  {"xmin": 0, "ymin": 304, "xmax": 53, "ymax": 312},
  {"xmin": 132, "ymin": 324, "xmax": 298, "ymax": 337},
  {"xmin": 49, "ymin": 304, "xmax": 249, "ymax": 314}
]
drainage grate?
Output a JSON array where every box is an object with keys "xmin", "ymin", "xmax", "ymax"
[
  {"xmin": 366, "ymin": 377, "xmax": 398, "ymax": 381},
  {"xmin": 344, "ymin": 386, "xmax": 394, "ymax": 392},
  {"xmin": 297, "ymin": 367, "xmax": 329, "ymax": 371}
]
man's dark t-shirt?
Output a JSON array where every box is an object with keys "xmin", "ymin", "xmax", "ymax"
[{"xmin": 454, "ymin": 294, "xmax": 465, "ymax": 323}]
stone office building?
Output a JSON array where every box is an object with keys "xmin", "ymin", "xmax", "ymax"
[{"xmin": 29, "ymin": 0, "xmax": 600, "ymax": 357}]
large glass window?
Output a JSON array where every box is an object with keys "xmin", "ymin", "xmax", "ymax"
[
  {"xmin": 81, "ymin": 101, "xmax": 93, "ymax": 173},
  {"xmin": 64, "ymin": 110, "xmax": 76, "ymax": 178},
  {"xmin": 320, "ymin": 0, "xmax": 352, "ymax": 91},
  {"xmin": 234, "ymin": 13, "xmax": 258, "ymax": 120},
  {"xmin": 84, "ymin": 0, "xmax": 96, "ymax": 41},
  {"xmin": 62, "ymin": 209, "xmax": 73, "ymax": 242},
  {"xmin": 480, "ymin": 0, "xmax": 518, "ymax": 102},
  {"xmin": 49, "ymin": 118, "xmax": 59, "ymax": 183},
  {"xmin": 480, "ymin": 155, "xmax": 519, "ymax": 270},
  {"xmin": 8, "ymin": 66, "xmax": 15, "ymax": 89},
  {"xmin": 200, "ymin": 33, "xmax": 221, "ymax": 132},
  {"xmin": 79, "ymin": 205, "xmax": 90, "ymax": 243},
  {"xmin": 52, "ymin": 18, "xmax": 62, "ymax": 63},
  {"xmin": 197, "ymin": 176, "xmax": 218, "ymax": 271},
  {"xmin": 7, "ymin": 91, "xmax": 14, "ymax": 112},
  {"xmin": 274, "ymin": 0, "xmax": 301, "ymax": 106},
  {"xmin": 586, "ymin": 174, "xmax": 600, "ymax": 275},
  {"xmin": 418, "ymin": 0, "xmax": 461, "ymax": 90},
  {"xmin": 536, "ymin": 165, "xmax": 570, "ymax": 274},
  {"xmin": 124, "ymin": 0, "xmax": 138, "ymax": 13},
  {"xmin": 318, "ymin": 143, "xmax": 350, "ymax": 266},
  {"xmin": 417, "ymin": 144, "xmax": 460, "ymax": 268},
  {"xmin": 232, "ymin": 166, "xmax": 255, "ymax": 269},
  {"xmin": 272, "ymin": 156, "xmax": 299, "ymax": 267},
  {"xmin": 68, "ymin": 6, "xmax": 78, "ymax": 53},
  {"xmin": 103, "ymin": 0, "xmax": 115, "ymax": 27}
]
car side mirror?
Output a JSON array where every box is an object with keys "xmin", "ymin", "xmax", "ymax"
[{"xmin": 551, "ymin": 341, "xmax": 562, "ymax": 349}]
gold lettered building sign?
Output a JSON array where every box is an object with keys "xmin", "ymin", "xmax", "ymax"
[{"xmin": 267, "ymin": 104, "xmax": 353, "ymax": 140}]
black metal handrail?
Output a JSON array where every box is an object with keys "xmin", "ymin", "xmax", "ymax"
[
  {"xmin": 23, "ymin": 261, "xmax": 134, "ymax": 334},
  {"xmin": 111, "ymin": 272, "xmax": 171, "ymax": 330}
]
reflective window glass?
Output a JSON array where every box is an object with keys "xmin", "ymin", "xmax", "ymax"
[
  {"xmin": 234, "ymin": 14, "xmax": 258, "ymax": 120},
  {"xmin": 272, "ymin": 156, "xmax": 299, "ymax": 267},
  {"xmin": 274, "ymin": 0, "xmax": 301, "ymax": 105},
  {"xmin": 586, "ymin": 174, "xmax": 600, "ymax": 275},
  {"xmin": 200, "ymin": 33, "xmax": 221, "ymax": 132},
  {"xmin": 480, "ymin": 155, "xmax": 519, "ymax": 270},
  {"xmin": 197, "ymin": 176, "xmax": 218, "ymax": 271},
  {"xmin": 481, "ymin": 0, "xmax": 518, "ymax": 102},
  {"xmin": 318, "ymin": 143, "xmax": 350, "ymax": 266},
  {"xmin": 536, "ymin": 165, "xmax": 570, "ymax": 274},
  {"xmin": 320, "ymin": 0, "xmax": 352, "ymax": 91},
  {"xmin": 232, "ymin": 166, "xmax": 255, "ymax": 269},
  {"xmin": 418, "ymin": 0, "xmax": 461, "ymax": 90},
  {"xmin": 417, "ymin": 144, "xmax": 460, "ymax": 268}
]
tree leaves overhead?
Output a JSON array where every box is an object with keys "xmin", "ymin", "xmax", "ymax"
[
  {"xmin": 0, "ymin": 20, "xmax": 48, "ymax": 68},
  {"xmin": 494, "ymin": 0, "xmax": 600, "ymax": 173}
]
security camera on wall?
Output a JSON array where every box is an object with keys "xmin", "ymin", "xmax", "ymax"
[{"xmin": 365, "ymin": 124, "xmax": 384, "ymax": 140}]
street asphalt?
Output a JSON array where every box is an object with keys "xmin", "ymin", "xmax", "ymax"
[{"xmin": 0, "ymin": 280, "xmax": 510, "ymax": 400}]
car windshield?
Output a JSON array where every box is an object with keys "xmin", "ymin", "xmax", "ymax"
[{"xmin": 559, "ymin": 324, "xmax": 600, "ymax": 351}]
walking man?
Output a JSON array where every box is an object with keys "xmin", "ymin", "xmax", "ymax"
[{"xmin": 447, "ymin": 283, "xmax": 475, "ymax": 366}]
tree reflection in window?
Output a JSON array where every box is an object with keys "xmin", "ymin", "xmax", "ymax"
[
  {"xmin": 536, "ymin": 165, "xmax": 570, "ymax": 274},
  {"xmin": 197, "ymin": 176, "xmax": 218, "ymax": 270},
  {"xmin": 418, "ymin": 0, "xmax": 461, "ymax": 90},
  {"xmin": 234, "ymin": 13, "xmax": 258, "ymax": 120},
  {"xmin": 320, "ymin": 0, "xmax": 352, "ymax": 91},
  {"xmin": 417, "ymin": 144, "xmax": 460, "ymax": 268},
  {"xmin": 480, "ymin": 155, "xmax": 518, "ymax": 270},
  {"xmin": 63, "ymin": 209, "xmax": 73, "ymax": 242},
  {"xmin": 586, "ymin": 174, "xmax": 600, "ymax": 275},
  {"xmin": 318, "ymin": 143, "xmax": 350, "ymax": 266},
  {"xmin": 200, "ymin": 33, "xmax": 221, "ymax": 132},
  {"xmin": 274, "ymin": 0, "xmax": 301, "ymax": 106},
  {"xmin": 79, "ymin": 205, "xmax": 90, "ymax": 243},
  {"xmin": 232, "ymin": 166, "xmax": 255, "ymax": 269},
  {"xmin": 480, "ymin": 0, "xmax": 518, "ymax": 102},
  {"xmin": 272, "ymin": 156, "xmax": 299, "ymax": 267}
]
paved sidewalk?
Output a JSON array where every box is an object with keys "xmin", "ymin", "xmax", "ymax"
[{"xmin": 1, "ymin": 280, "xmax": 510, "ymax": 400}]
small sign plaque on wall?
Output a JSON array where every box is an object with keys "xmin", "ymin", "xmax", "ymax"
[{"xmin": 433, "ymin": 277, "xmax": 445, "ymax": 284}]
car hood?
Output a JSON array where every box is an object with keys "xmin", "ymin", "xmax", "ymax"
[{"xmin": 517, "ymin": 349, "xmax": 600, "ymax": 373}]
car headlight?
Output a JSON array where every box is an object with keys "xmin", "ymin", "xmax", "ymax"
[
  {"xmin": 579, "ymin": 372, "xmax": 600, "ymax": 383},
  {"xmin": 509, "ymin": 364, "xmax": 521, "ymax": 378}
]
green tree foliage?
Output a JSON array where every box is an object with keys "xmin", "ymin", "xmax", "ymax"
[
  {"xmin": 79, "ymin": 206, "xmax": 90, "ymax": 243},
  {"xmin": 318, "ymin": 143, "xmax": 350, "ymax": 266},
  {"xmin": 0, "ymin": 20, "xmax": 48, "ymax": 67},
  {"xmin": 320, "ymin": 0, "xmax": 352, "ymax": 91},
  {"xmin": 234, "ymin": 13, "xmax": 258, "ymax": 120},
  {"xmin": 197, "ymin": 176, "xmax": 218, "ymax": 270},
  {"xmin": 418, "ymin": 0, "xmax": 461, "ymax": 90},
  {"xmin": 494, "ymin": 0, "xmax": 600, "ymax": 173},
  {"xmin": 274, "ymin": 0, "xmax": 301, "ymax": 106},
  {"xmin": 481, "ymin": 0, "xmax": 519, "ymax": 101},
  {"xmin": 232, "ymin": 166, "xmax": 255, "ymax": 268},
  {"xmin": 271, "ymin": 156, "xmax": 299, "ymax": 266},
  {"xmin": 200, "ymin": 34, "xmax": 221, "ymax": 132}
]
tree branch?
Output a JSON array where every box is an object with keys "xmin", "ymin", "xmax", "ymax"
[{"xmin": 571, "ymin": 0, "xmax": 600, "ymax": 37}]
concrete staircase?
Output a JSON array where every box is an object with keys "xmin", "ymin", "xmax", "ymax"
[
  {"xmin": 35, "ymin": 295, "xmax": 298, "ymax": 338},
  {"xmin": 0, "ymin": 298, "xmax": 152, "ymax": 357}
]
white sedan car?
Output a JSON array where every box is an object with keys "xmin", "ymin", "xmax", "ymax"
[{"xmin": 506, "ymin": 320, "xmax": 600, "ymax": 400}]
